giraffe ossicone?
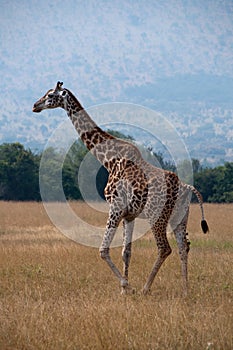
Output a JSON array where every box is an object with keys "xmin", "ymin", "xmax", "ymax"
[{"xmin": 33, "ymin": 81, "xmax": 209, "ymax": 295}]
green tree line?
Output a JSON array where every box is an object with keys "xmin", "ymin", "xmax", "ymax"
[{"xmin": 0, "ymin": 140, "xmax": 232, "ymax": 202}]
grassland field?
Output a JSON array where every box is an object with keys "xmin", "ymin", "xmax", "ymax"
[{"xmin": 0, "ymin": 202, "xmax": 232, "ymax": 350}]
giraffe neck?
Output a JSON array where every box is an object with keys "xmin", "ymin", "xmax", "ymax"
[{"xmin": 64, "ymin": 90, "xmax": 115, "ymax": 166}]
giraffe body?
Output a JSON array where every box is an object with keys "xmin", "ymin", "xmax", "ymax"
[{"xmin": 33, "ymin": 82, "xmax": 209, "ymax": 295}]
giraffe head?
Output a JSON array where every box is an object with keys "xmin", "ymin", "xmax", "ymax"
[{"xmin": 32, "ymin": 81, "xmax": 68, "ymax": 113}]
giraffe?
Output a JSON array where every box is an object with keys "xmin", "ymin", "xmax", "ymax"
[{"xmin": 33, "ymin": 81, "xmax": 209, "ymax": 295}]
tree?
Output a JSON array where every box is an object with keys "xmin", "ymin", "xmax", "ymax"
[
  {"xmin": 1, "ymin": 139, "xmax": 232, "ymax": 203},
  {"xmin": 209, "ymin": 162, "xmax": 233, "ymax": 202},
  {"xmin": 62, "ymin": 141, "xmax": 85, "ymax": 200},
  {"xmin": 194, "ymin": 168, "xmax": 218, "ymax": 202},
  {"xmin": 194, "ymin": 162, "xmax": 233, "ymax": 203},
  {"xmin": 0, "ymin": 143, "xmax": 40, "ymax": 200}
]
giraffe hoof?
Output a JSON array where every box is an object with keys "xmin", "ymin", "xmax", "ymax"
[
  {"xmin": 121, "ymin": 285, "xmax": 135, "ymax": 295},
  {"xmin": 142, "ymin": 287, "xmax": 151, "ymax": 296},
  {"xmin": 120, "ymin": 278, "xmax": 128, "ymax": 288}
]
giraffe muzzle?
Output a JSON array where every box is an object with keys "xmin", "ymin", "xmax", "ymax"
[{"xmin": 32, "ymin": 102, "xmax": 43, "ymax": 113}]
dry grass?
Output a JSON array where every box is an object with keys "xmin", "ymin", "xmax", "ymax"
[{"xmin": 0, "ymin": 202, "xmax": 232, "ymax": 350}]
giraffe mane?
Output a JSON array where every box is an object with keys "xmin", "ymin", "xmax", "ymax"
[{"xmin": 64, "ymin": 87, "xmax": 84, "ymax": 110}]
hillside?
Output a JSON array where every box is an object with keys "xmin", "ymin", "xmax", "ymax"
[{"xmin": 0, "ymin": 0, "xmax": 233, "ymax": 165}]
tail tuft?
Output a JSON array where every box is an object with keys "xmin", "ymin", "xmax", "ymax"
[{"xmin": 201, "ymin": 220, "xmax": 209, "ymax": 234}]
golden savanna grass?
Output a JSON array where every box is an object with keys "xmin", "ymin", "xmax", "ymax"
[{"xmin": 0, "ymin": 202, "xmax": 232, "ymax": 350}]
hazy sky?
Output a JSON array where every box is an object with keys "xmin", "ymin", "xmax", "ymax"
[
  {"xmin": 1, "ymin": 0, "xmax": 232, "ymax": 101},
  {"xmin": 0, "ymin": 0, "xmax": 232, "ymax": 161}
]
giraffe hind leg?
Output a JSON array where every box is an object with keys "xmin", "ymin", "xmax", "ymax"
[
  {"xmin": 142, "ymin": 224, "xmax": 172, "ymax": 295},
  {"xmin": 173, "ymin": 210, "xmax": 190, "ymax": 296},
  {"xmin": 121, "ymin": 219, "xmax": 134, "ymax": 294}
]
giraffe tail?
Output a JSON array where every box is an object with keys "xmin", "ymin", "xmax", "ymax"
[{"xmin": 184, "ymin": 184, "xmax": 209, "ymax": 234}]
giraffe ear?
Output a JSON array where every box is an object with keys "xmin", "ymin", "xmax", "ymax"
[
  {"xmin": 56, "ymin": 81, "xmax": 63, "ymax": 90},
  {"xmin": 59, "ymin": 90, "xmax": 67, "ymax": 97}
]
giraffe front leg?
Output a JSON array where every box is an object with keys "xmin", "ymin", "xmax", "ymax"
[
  {"xmin": 100, "ymin": 247, "xmax": 128, "ymax": 288},
  {"xmin": 99, "ymin": 212, "xmax": 128, "ymax": 291}
]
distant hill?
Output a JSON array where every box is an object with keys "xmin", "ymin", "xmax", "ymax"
[{"xmin": 0, "ymin": 0, "xmax": 232, "ymax": 165}]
